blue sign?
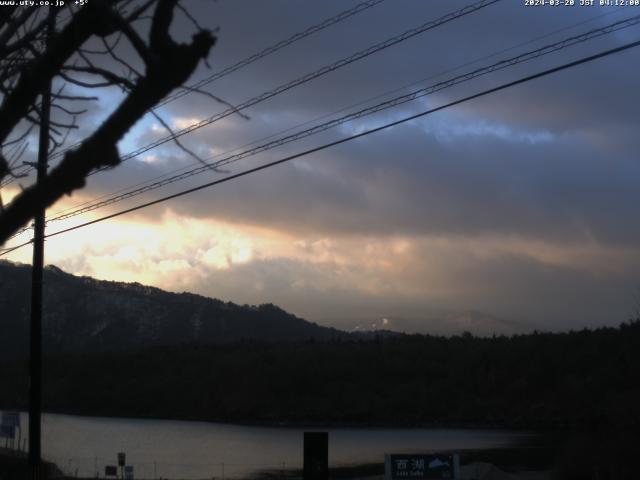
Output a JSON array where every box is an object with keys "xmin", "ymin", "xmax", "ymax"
[
  {"xmin": 385, "ymin": 454, "xmax": 458, "ymax": 480},
  {"xmin": 0, "ymin": 424, "xmax": 15, "ymax": 439},
  {"xmin": 124, "ymin": 465, "xmax": 134, "ymax": 479},
  {"xmin": 1, "ymin": 412, "xmax": 19, "ymax": 427}
]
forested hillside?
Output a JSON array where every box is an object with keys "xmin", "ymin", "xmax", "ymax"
[
  {"xmin": 1, "ymin": 322, "xmax": 639, "ymax": 430},
  {"xmin": 0, "ymin": 261, "xmax": 346, "ymax": 358}
]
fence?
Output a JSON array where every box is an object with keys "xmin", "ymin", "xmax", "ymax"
[{"xmin": 49, "ymin": 457, "xmax": 296, "ymax": 480}]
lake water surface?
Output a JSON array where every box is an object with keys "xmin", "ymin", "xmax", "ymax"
[{"xmin": 4, "ymin": 411, "xmax": 531, "ymax": 478}]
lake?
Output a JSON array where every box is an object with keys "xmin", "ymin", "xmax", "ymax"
[{"xmin": 3, "ymin": 411, "xmax": 531, "ymax": 478}]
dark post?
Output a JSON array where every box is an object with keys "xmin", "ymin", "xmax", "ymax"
[
  {"xmin": 118, "ymin": 452, "xmax": 126, "ymax": 480},
  {"xmin": 28, "ymin": 8, "xmax": 55, "ymax": 480},
  {"xmin": 303, "ymin": 432, "xmax": 328, "ymax": 480}
]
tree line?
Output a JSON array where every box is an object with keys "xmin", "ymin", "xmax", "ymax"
[{"xmin": 1, "ymin": 321, "xmax": 639, "ymax": 430}]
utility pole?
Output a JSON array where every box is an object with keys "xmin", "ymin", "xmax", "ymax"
[{"xmin": 29, "ymin": 8, "xmax": 56, "ymax": 480}]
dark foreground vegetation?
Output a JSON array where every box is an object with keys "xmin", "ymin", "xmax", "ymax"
[
  {"xmin": 0, "ymin": 449, "xmax": 61, "ymax": 480},
  {"xmin": 1, "ymin": 321, "xmax": 639, "ymax": 430},
  {"xmin": 4, "ymin": 438, "xmax": 640, "ymax": 480}
]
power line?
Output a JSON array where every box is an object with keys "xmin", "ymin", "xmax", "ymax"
[
  {"xmin": 156, "ymin": 0, "xmax": 386, "ymax": 108},
  {"xmin": 84, "ymin": 0, "xmax": 500, "ymax": 176},
  {"xmin": 1, "ymin": 36, "xmax": 635, "ymax": 256},
  {"xmin": 0, "ymin": 4, "xmax": 113, "ymax": 188},
  {"xmin": 2, "ymin": 0, "xmax": 501, "ymax": 237},
  {"xmin": 35, "ymin": 14, "xmax": 640, "ymax": 227},
  {"xmin": 42, "ymin": 0, "xmax": 387, "ymax": 165},
  {"xmin": 0, "ymin": 239, "xmax": 32, "ymax": 256},
  {"xmin": 3, "ymin": 0, "xmax": 494, "ymax": 189},
  {"xmin": 41, "ymin": 5, "xmax": 636, "ymax": 223}
]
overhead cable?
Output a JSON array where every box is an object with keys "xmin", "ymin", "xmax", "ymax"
[{"xmin": 1, "ymin": 36, "xmax": 634, "ymax": 256}]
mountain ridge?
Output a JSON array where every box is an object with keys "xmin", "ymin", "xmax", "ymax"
[{"xmin": 0, "ymin": 260, "xmax": 349, "ymax": 358}]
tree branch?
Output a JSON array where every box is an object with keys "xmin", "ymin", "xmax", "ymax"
[
  {"xmin": 0, "ymin": 1, "xmax": 117, "ymax": 144},
  {"xmin": 0, "ymin": 1, "xmax": 216, "ymax": 244}
]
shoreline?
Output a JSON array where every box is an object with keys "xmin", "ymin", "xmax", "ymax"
[
  {"xmin": 0, "ymin": 406, "xmax": 581, "ymax": 433},
  {"xmin": 1, "ymin": 448, "xmax": 553, "ymax": 480}
]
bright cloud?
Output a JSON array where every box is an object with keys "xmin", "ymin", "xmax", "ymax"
[{"xmin": 3, "ymin": 1, "xmax": 640, "ymax": 334}]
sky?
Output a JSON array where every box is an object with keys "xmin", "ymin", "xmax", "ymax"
[{"xmin": 3, "ymin": 0, "xmax": 640, "ymax": 335}]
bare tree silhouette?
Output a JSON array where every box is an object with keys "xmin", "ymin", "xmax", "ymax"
[{"xmin": 0, "ymin": 0, "xmax": 216, "ymax": 244}]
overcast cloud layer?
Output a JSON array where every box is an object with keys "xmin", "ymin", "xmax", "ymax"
[{"xmin": 4, "ymin": 0, "xmax": 640, "ymax": 334}]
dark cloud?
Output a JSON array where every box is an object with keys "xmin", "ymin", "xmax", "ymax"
[
  {"xmin": 143, "ymin": 114, "xmax": 640, "ymax": 248},
  {"xmin": 71, "ymin": 1, "xmax": 639, "ymax": 246},
  {"xmin": 21, "ymin": 0, "xmax": 640, "ymax": 332}
]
